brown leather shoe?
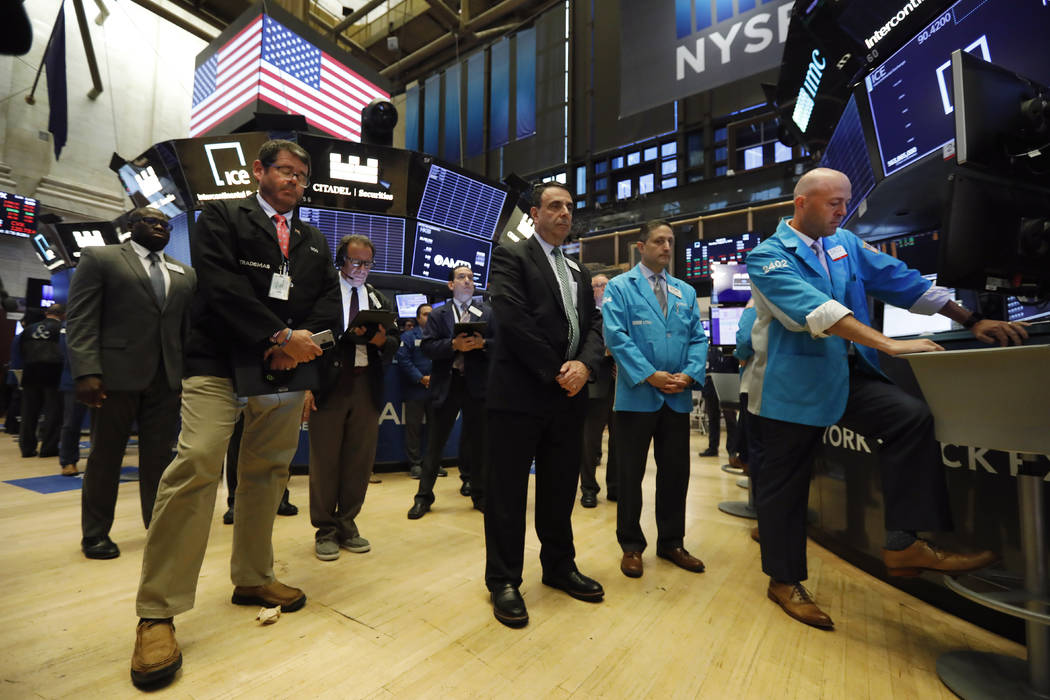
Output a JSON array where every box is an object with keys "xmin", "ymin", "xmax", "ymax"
[
  {"xmin": 60, "ymin": 464, "xmax": 78, "ymax": 476},
  {"xmin": 728, "ymin": 455, "xmax": 749, "ymax": 475},
  {"xmin": 656, "ymin": 546, "xmax": 705, "ymax": 573},
  {"xmin": 750, "ymin": 527, "xmax": 760, "ymax": 543},
  {"xmin": 767, "ymin": 581, "xmax": 834, "ymax": 630},
  {"xmin": 130, "ymin": 618, "xmax": 181, "ymax": 687},
  {"xmin": 620, "ymin": 551, "xmax": 643, "ymax": 578},
  {"xmin": 882, "ymin": 539, "xmax": 999, "ymax": 577},
  {"xmin": 231, "ymin": 580, "xmax": 306, "ymax": 612}
]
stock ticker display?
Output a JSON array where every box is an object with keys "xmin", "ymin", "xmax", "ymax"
[
  {"xmin": 1, "ymin": 191, "xmax": 38, "ymax": 238},
  {"xmin": 682, "ymin": 233, "xmax": 762, "ymax": 282},
  {"xmin": 298, "ymin": 207, "xmax": 406, "ymax": 274},
  {"xmin": 417, "ymin": 164, "xmax": 508, "ymax": 241},
  {"xmin": 409, "ymin": 221, "xmax": 492, "ymax": 288}
]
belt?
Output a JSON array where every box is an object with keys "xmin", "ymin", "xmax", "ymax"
[{"xmin": 352, "ymin": 366, "xmax": 368, "ymax": 376}]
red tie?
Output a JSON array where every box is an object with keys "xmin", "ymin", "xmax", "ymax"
[{"xmin": 273, "ymin": 214, "xmax": 290, "ymax": 258}]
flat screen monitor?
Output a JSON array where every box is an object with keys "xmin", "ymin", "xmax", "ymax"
[
  {"xmin": 864, "ymin": 0, "xmax": 1050, "ymax": 177},
  {"xmin": 710, "ymin": 305, "xmax": 746, "ymax": 346},
  {"xmin": 409, "ymin": 221, "xmax": 492, "ymax": 288},
  {"xmin": 1, "ymin": 191, "xmax": 37, "ymax": 238},
  {"xmin": 681, "ymin": 233, "xmax": 762, "ymax": 282},
  {"xmin": 819, "ymin": 93, "xmax": 877, "ymax": 222},
  {"xmin": 25, "ymin": 278, "xmax": 55, "ymax": 309},
  {"xmin": 297, "ymin": 207, "xmax": 405, "ymax": 274},
  {"xmin": 165, "ymin": 210, "xmax": 197, "ymax": 266},
  {"xmin": 882, "ymin": 275, "xmax": 956, "ymax": 337},
  {"xmin": 953, "ymin": 49, "xmax": 1049, "ymax": 180},
  {"xmin": 710, "ymin": 262, "xmax": 751, "ymax": 305},
  {"xmin": 417, "ymin": 162, "xmax": 508, "ymax": 240},
  {"xmin": 395, "ymin": 293, "xmax": 429, "ymax": 318},
  {"xmin": 30, "ymin": 231, "xmax": 65, "ymax": 271},
  {"xmin": 877, "ymin": 230, "xmax": 941, "ymax": 275},
  {"xmin": 1004, "ymin": 296, "xmax": 1050, "ymax": 323}
]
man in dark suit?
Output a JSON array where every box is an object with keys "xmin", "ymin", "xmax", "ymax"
[
  {"xmin": 579, "ymin": 274, "xmax": 618, "ymax": 507},
  {"xmin": 396, "ymin": 302, "xmax": 432, "ymax": 479},
  {"xmin": 408, "ymin": 264, "xmax": 494, "ymax": 519},
  {"xmin": 131, "ymin": 140, "xmax": 341, "ymax": 688},
  {"xmin": 66, "ymin": 207, "xmax": 195, "ymax": 560},
  {"xmin": 305, "ymin": 234, "xmax": 399, "ymax": 561},
  {"xmin": 18, "ymin": 303, "xmax": 66, "ymax": 458},
  {"xmin": 484, "ymin": 182, "xmax": 606, "ymax": 629}
]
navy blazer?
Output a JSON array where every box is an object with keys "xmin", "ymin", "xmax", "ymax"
[
  {"xmin": 396, "ymin": 325, "xmax": 432, "ymax": 402},
  {"xmin": 421, "ymin": 300, "xmax": 495, "ymax": 407}
]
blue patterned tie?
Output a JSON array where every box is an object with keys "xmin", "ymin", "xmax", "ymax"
[{"xmin": 551, "ymin": 247, "xmax": 579, "ymax": 360}]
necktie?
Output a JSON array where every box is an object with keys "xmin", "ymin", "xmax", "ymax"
[
  {"xmin": 453, "ymin": 302, "xmax": 470, "ymax": 372},
  {"xmin": 652, "ymin": 273, "xmax": 668, "ymax": 316},
  {"xmin": 551, "ymin": 247, "xmax": 580, "ymax": 360},
  {"xmin": 811, "ymin": 239, "xmax": 830, "ymax": 278},
  {"xmin": 460, "ymin": 302, "xmax": 470, "ymax": 318},
  {"xmin": 147, "ymin": 252, "xmax": 165, "ymax": 306},
  {"xmin": 273, "ymin": 214, "xmax": 290, "ymax": 259},
  {"xmin": 347, "ymin": 286, "xmax": 360, "ymax": 330}
]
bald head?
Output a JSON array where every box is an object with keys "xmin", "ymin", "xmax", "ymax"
[{"xmin": 791, "ymin": 168, "xmax": 852, "ymax": 238}]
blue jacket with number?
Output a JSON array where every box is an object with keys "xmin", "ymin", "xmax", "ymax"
[
  {"xmin": 745, "ymin": 218, "xmax": 933, "ymax": 427},
  {"xmin": 602, "ymin": 263, "xmax": 708, "ymax": 413}
]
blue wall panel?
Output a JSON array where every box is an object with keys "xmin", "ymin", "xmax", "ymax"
[
  {"xmin": 466, "ymin": 52, "xmax": 485, "ymax": 158},
  {"xmin": 443, "ymin": 63, "xmax": 462, "ymax": 162},
  {"xmin": 423, "ymin": 73, "xmax": 441, "ymax": 156},
  {"xmin": 489, "ymin": 39, "xmax": 510, "ymax": 149},
  {"xmin": 515, "ymin": 27, "xmax": 536, "ymax": 140}
]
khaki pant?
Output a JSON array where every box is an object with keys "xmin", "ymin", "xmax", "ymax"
[{"xmin": 136, "ymin": 375, "xmax": 304, "ymax": 618}]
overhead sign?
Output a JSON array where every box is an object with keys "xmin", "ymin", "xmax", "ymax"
[
  {"xmin": 296, "ymin": 133, "xmax": 409, "ymax": 215},
  {"xmin": 54, "ymin": 221, "xmax": 121, "ymax": 262},
  {"xmin": 173, "ymin": 132, "xmax": 271, "ymax": 205},
  {"xmin": 619, "ymin": 0, "xmax": 794, "ymax": 117}
]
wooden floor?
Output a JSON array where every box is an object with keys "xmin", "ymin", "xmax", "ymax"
[{"xmin": 0, "ymin": 429, "xmax": 1023, "ymax": 699}]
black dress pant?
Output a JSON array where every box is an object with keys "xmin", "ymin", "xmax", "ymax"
[
  {"xmin": 485, "ymin": 396, "xmax": 586, "ymax": 590},
  {"xmin": 19, "ymin": 384, "xmax": 62, "ymax": 457},
  {"xmin": 703, "ymin": 384, "xmax": 737, "ymax": 453},
  {"xmin": 415, "ymin": 373, "xmax": 486, "ymax": 506},
  {"xmin": 615, "ymin": 405, "xmax": 690, "ymax": 552},
  {"xmin": 579, "ymin": 390, "xmax": 617, "ymax": 497},
  {"xmin": 403, "ymin": 397, "xmax": 429, "ymax": 468},
  {"xmin": 81, "ymin": 368, "xmax": 180, "ymax": 538},
  {"xmin": 753, "ymin": 369, "xmax": 952, "ymax": 583}
]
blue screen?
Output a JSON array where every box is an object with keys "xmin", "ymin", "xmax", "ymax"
[
  {"xmin": 820, "ymin": 93, "xmax": 876, "ymax": 221},
  {"xmin": 417, "ymin": 163, "xmax": 508, "ymax": 240},
  {"xmin": 298, "ymin": 207, "xmax": 405, "ymax": 274},
  {"xmin": 865, "ymin": 0, "xmax": 1050, "ymax": 177}
]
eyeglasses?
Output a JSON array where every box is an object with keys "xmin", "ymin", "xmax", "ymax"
[
  {"xmin": 347, "ymin": 258, "xmax": 374, "ymax": 269},
  {"xmin": 270, "ymin": 165, "xmax": 309, "ymax": 187},
  {"xmin": 133, "ymin": 216, "xmax": 171, "ymax": 231}
]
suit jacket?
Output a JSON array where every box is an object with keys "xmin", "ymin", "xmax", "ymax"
[
  {"xmin": 316, "ymin": 281, "xmax": 399, "ymax": 410},
  {"xmin": 486, "ymin": 235, "xmax": 604, "ymax": 415},
  {"xmin": 185, "ymin": 195, "xmax": 342, "ymax": 378},
  {"xmin": 67, "ymin": 241, "xmax": 196, "ymax": 392},
  {"xmin": 421, "ymin": 299, "xmax": 496, "ymax": 407},
  {"xmin": 396, "ymin": 325, "xmax": 432, "ymax": 402}
]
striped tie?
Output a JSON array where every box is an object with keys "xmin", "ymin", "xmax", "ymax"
[{"xmin": 552, "ymin": 246, "xmax": 579, "ymax": 360}]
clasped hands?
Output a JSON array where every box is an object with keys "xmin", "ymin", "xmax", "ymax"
[
  {"xmin": 452, "ymin": 332, "xmax": 484, "ymax": 352},
  {"xmin": 646, "ymin": 370, "xmax": 692, "ymax": 394},
  {"xmin": 557, "ymin": 360, "xmax": 590, "ymax": 397}
]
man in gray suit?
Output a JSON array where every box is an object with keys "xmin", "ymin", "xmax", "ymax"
[{"xmin": 67, "ymin": 207, "xmax": 196, "ymax": 560}]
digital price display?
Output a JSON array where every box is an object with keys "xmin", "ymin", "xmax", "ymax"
[
  {"xmin": 409, "ymin": 221, "xmax": 492, "ymax": 288},
  {"xmin": 417, "ymin": 163, "xmax": 508, "ymax": 240},
  {"xmin": 682, "ymin": 233, "xmax": 762, "ymax": 282},
  {"xmin": 864, "ymin": 0, "xmax": 1050, "ymax": 177},
  {"xmin": 1, "ymin": 191, "xmax": 38, "ymax": 238},
  {"xmin": 298, "ymin": 207, "xmax": 405, "ymax": 274},
  {"xmin": 877, "ymin": 230, "xmax": 940, "ymax": 275},
  {"xmin": 395, "ymin": 292, "xmax": 429, "ymax": 318}
]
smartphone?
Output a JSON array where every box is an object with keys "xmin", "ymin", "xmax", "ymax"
[{"xmin": 311, "ymin": 329, "xmax": 336, "ymax": 350}]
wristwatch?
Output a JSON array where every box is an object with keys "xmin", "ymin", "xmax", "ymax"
[{"xmin": 962, "ymin": 312, "xmax": 984, "ymax": 329}]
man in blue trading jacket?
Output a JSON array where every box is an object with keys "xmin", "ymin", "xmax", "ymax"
[
  {"xmin": 397, "ymin": 302, "xmax": 433, "ymax": 479},
  {"xmin": 408, "ymin": 264, "xmax": 494, "ymax": 518},
  {"xmin": 745, "ymin": 167, "xmax": 1026, "ymax": 630},
  {"xmin": 601, "ymin": 220, "xmax": 708, "ymax": 579}
]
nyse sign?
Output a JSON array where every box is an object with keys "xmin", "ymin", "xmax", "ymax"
[{"xmin": 620, "ymin": 0, "xmax": 793, "ymax": 117}]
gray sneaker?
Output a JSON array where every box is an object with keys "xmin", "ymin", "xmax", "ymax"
[
  {"xmin": 341, "ymin": 536, "xmax": 371, "ymax": 553},
  {"xmin": 315, "ymin": 539, "xmax": 340, "ymax": 561}
]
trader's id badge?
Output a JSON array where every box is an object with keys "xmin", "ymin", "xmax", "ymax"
[{"xmin": 269, "ymin": 272, "xmax": 291, "ymax": 300}]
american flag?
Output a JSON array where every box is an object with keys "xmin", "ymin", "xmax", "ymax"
[{"xmin": 190, "ymin": 15, "xmax": 389, "ymax": 140}]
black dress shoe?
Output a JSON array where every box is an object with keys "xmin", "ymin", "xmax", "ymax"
[
  {"xmin": 580, "ymin": 492, "xmax": 598, "ymax": 508},
  {"xmin": 82, "ymin": 536, "xmax": 120, "ymax": 560},
  {"xmin": 698, "ymin": 448, "xmax": 718, "ymax": 457},
  {"xmin": 277, "ymin": 499, "xmax": 298, "ymax": 516},
  {"xmin": 460, "ymin": 481, "xmax": 471, "ymax": 497},
  {"xmin": 541, "ymin": 569, "xmax": 604, "ymax": 602},
  {"xmin": 607, "ymin": 492, "xmax": 618, "ymax": 502},
  {"xmin": 472, "ymin": 499, "xmax": 485, "ymax": 513},
  {"xmin": 437, "ymin": 467, "xmax": 448, "ymax": 477},
  {"xmin": 407, "ymin": 500, "xmax": 429, "ymax": 520},
  {"xmin": 222, "ymin": 507, "xmax": 234, "ymax": 525},
  {"xmin": 491, "ymin": 583, "xmax": 528, "ymax": 628}
]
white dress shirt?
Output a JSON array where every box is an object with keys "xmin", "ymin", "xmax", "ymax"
[
  {"xmin": 534, "ymin": 234, "xmax": 578, "ymax": 308},
  {"xmin": 128, "ymin": 239, "xmax": 170, "ymax": 296}
]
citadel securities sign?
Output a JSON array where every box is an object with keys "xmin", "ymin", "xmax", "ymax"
[{"xmin": 619, "ymin": 0, "xmax": 793, "ymax": 117}]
